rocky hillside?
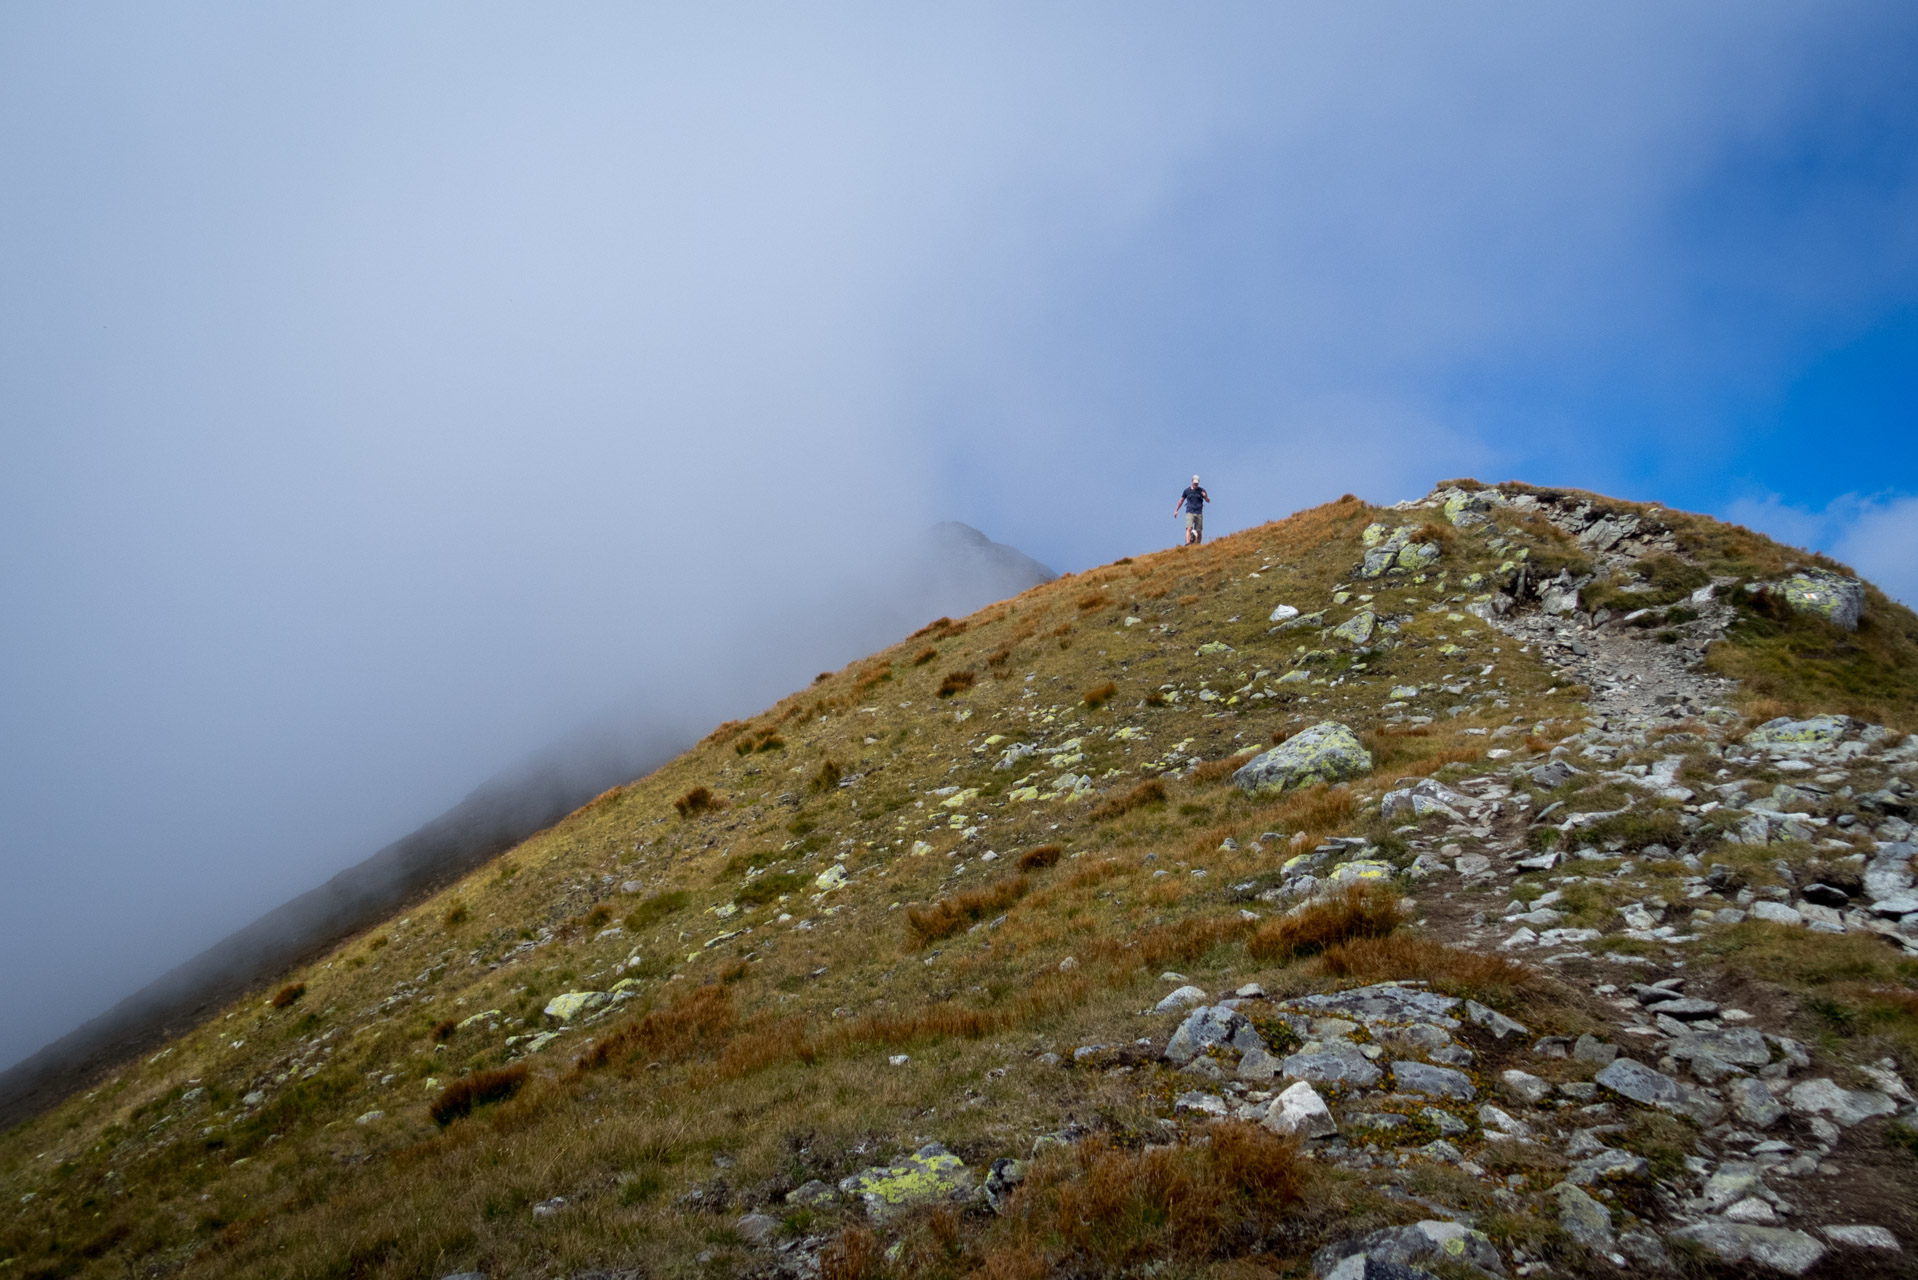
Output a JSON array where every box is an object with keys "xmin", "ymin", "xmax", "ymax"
[{"xmin": 5, "ymin": 482, "xmax": 1917, "ymax": 1280}]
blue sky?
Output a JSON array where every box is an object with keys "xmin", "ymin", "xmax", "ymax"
[{"xmin": 2, "ymin": 4, "xmax": 1916, "ymax": 1068}]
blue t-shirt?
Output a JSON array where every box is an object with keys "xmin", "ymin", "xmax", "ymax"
[{"xmin": 1181, "ymin": 486, "xmax": 1208, "ymax": 513}]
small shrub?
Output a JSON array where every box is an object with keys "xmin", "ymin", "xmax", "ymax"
[
  {"xmin": 1018, "ymin": 844, "xmax": 1063, "ymax": 871},
  {"xmin": 810, "ymin": 759, "xmax": 843, "ymax": 793},
  {"xmin": 1144, "ymin": 690, "xmax": 1168, "ymax": 707},
  {"xmin": 1077, "ymin": 593, "xmax": 1106, "ymax": 611},
  {"xmin": 985, "ymin": 648, "xmax": 1011, "ymax": 669},
  {"xmin": 755, "ymin": 734, "xmax": 785, "ymax": 753},
  {"xmin": 912, "ymin": 646, "xmax": 938, "ymax": 666},
  {"xmin": 820, "ymin": 1226, "xmax": 882, "ymax": 1280},
  {"xmin": 1247, "ymin": 882, "xmax": 1402, "ymax": 961},
  {"xmin": 674, "ymin": 786, "xmax": 716, "ymax": 817},
  {"xmin": 1083, "ymin": 682, "xmax": 1117, "ymax": 709},
  {"xmin": 428, "ymin": 1065, "xmax": 528, "ymax": 1127},
  {"xmin": 1089, "ymin": 779, "xmax": 1166, "ymax": 821},
  {"xmin": 624, "ymin": 889, "xmax": 691, "ymax": 931},
  {"xmin": 431, "ymin": 1019, "xmax": 457, "ymax": 1043},
  {"xmin": 906, "ymin": 877, "xmax": 1030, "ymax": 944},
  {"xmin": 581, "ymin": 904, "xmax": 614, "ymax": 931},
  {"xmin": 443, "ymin": 903, "xmax": 469, "ymax": 929},
  {"xmin": 937, "ymin": 670, "xmax": 976, "ymax": 698},
  {"xmin": 576, "ymin": 986, "xmax": 736, "ymax": 1073},
  {"xmin": 1177, "ymin": 594, "xmax": 1200, "ymax": 606},
  {"xmin": 813, "ymin": 671, "xmax": 832, "ymax": 684},
  {"xmin": 368, "ymin": 934, "xmax": 389, "ymax": 950},
  {"xmin": 270, "ymin": 983, "xmax": 306, "ymax": 1009}
]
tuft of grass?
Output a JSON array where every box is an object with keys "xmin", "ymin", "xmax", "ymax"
[
  {"xmin": 575, "ymin": 986, "xmax": 735, "ymax": 1073},
  {"xmin": 442, "ymin": 903, "xmax": 469, "ymax": 929},
  {"xmin": 270, "ymin": 982, "xmax": 306, "ymax": 1009},
  {"xmin": 937, "ymin": 670, "xmax": 976, "ymax": 698},
  {"xmin": 1083, "ymin": 681, "xmax": 1118, "ymax": 709},
  {"xmin": 430, "ymin": 1019, "xmax": 457, "ymax": 1043},
  {"xmin": 810, "ymin": 759, "xmax": 843, "ymax": 793},
  {"xmin": 1247, "ymin": 882, "xmax": 1402, "ymax": 962},
  {"xmin": 580, "ymin": 904, "xmax": 614, "ymax": 931},
  {"xmin": 820, "ymin": 1225, "xmax": 882, "ymax": 1280},
  {"xmin": 735, "ymin": 870, "xmax": 808, "ymax": 907},
  {"xmin": 673, "ymin": 786, "xmax": 717, "ymax": 817},
  {"xmin": 623, "ymin": 889, "xmax": 691, "ymax": 931},
  {"xmin": 906, "ymin": 877, "xmax": 1030, "ymax": 944},
  {"xmin": 1017, "ymin": 844, "xmax": 1063, "ymax": 871},
  {"xmin": 428, "ymin": 1065, "xmax": 528, "ymax": 1128},
  {"xmin": 912, "ymin": 646, "xmax": 938, "ymax": 666},
  {"xmin": 1088, "ymin": 779, "xmax": 1166, "ymax": 822},
  {"xmin": 1316, "ymin": 934, "xmax": 1538, "ymax": 1007}
]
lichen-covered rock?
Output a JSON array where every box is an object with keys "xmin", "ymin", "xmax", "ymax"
[
  {"xmin": 1358, "ymin": 526, "xmax": 1443, "ymax": 579},
  {"xmin": 1233, "ymin": 721, "xmax": 1372, "ymax": 794},
  {"xmin": 1772, "ymin": 567, "xmax": 1865, "ymax": 630},
  {"xmin": 1552, "ymin": 1182, "xmax": 1613, "ymax": 1248},
  {"xmin": 542, "ymin": 991, "xmax": 608, "ymax": 1022},
  {"xmin": 1745, "ymin": 714, "xmax": 1854, "ymax": 747},
  {"xmin": 837, "ymin": 1143, "xmax": 972, "ymax": 1221},
  {"xmin": 1330, "ymin": 611, "xmax": 1377, "ymax": 645},
  {"xmin": 1315, "ymin": 1220, "xmax": 1503, "ymax": 1279}
]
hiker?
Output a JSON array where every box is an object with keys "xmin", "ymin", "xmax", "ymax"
[{"xmin": 1174, "ymin": 475, "xmax": 1209, "ymax": 545}]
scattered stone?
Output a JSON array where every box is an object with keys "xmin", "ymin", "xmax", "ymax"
[
  {"xmin": 1175, "ymin": 1090, "xmax": 1229, "ymax": 1116},
  {"xmin": 1749, "ymin": 901, "xmax": 1804, "ymax": 927},
  {"xmin": 1568, "ymin": 1147, "xmax": 1648, "ymax": 1185},
  {"xmin": 1153, "ymin": 985, "xmax": 1208, "ymax": 1014},
  {"xmin": 1391, "ymin": 1060, "xmax": 1475, "ymax": 1101},
  {"xmin": 1552, "ymin": 1182, "xmax": 1614, "ymax": 1248},
  {"xmin": 1595, "ymin": 1058, "xmax": 1724, "ymax": 1124},
  {"xmin": 1232, "ymin": 721, "xmax": 1374, "ymax": 794},
  {"xmin": 1668, "ymin": 1222, "xmax": 1827, "ymax": 1276},
  {"xmin": 1165, "ymin": 1006, "xmax": 1247, "ymax": 1065},
  {"xmin": 1380, "ymin": 778, "xmax": 1473, "ymax": 821},
  {"xmin": 1823, "ymin": 1225, "xmax": 1901, "ymax": 1251},
  {"xmin": 1499, "ymin": 1070, "xmax": 1551, "ymax": 1105},
  {"xmin": 1746, "ymin": 714, "xmax": 1854, "ymax": 747},
  {"xmin": 1724, "ymin": 1197, "xmax": 1778, "ymax": 1224},
  {"xmin": 982, "ymin": 1158, "xmax": 1026, "ymax": 1213},
  {"xmin": 735, "ymin": 1212, "xmax": 778, "ymax": 1244},
  {"xmin": 532, "ymin": 1197, "xmax": 567, "ymax": 1219},
  {"xmin": 1573, "ymin": 1034, "xmax": 1619, "ymax": 1067},
  {"xmin": 786, "ymin": 1180, "xmax": 834, "ymax": 1207},
  {"xmin": 1281, "ymin": 1048, "xmax": 1384, "ymax": 1090},
  {"xmin": 1265, "ymin": 1080, "xmax": 1339, "ymax": 1139},
  {"xmin": 1728, "ymin": 1077, "xmax": 1787, "ymax": 1128},
  {"xmin": 1314, "ymin": 1221, "xmax": 1502, "ymax": 1280},
  {"xmin": 1237, "ymin": 1045, "xmax": 1284, "ymax": 1081},
  {"xmin": 1786, "ymin": 1077, "xmax": 1898, "ymax": 1126},
  {"xmin": 543, "ymin": 991, "xmax": 609, "ymax": 1022},
  {"xmin": 1463, "ymin": 1000, "xmax": 1529, "ymax": 1040},
  {"xmin": 838, "ymin": 1143, "xmax": 973, "ymax": 1222}
]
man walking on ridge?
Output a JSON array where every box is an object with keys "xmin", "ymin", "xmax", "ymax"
[{"xmin": 1174, "ymin": 474, "xmax": 1209, "ymax": 545}]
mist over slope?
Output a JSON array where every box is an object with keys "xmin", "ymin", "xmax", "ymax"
[
  {"xmin": 6, "ymin": 482, "xmax": 1918, "ymax": 1280},
  {"xmin": 0, "ymin": 522, "xmax": 1053, "ymax": 1126}
]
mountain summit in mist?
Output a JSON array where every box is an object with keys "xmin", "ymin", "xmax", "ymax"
[{"xmin": 5, "ymin": 482, "xmax": 1918, "ymax": 1280}]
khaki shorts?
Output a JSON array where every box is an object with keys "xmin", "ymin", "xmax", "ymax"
[{"xmin": 1184, "ymin": 511, "xmax": 1203, "ymax": 534}]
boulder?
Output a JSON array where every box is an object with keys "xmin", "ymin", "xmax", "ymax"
[
  {"xmin": 542, "ymin": 991, "xmax": 609, "ymax": 1022},
  {"xmin": 1380, "ymin": 778, "xmax": 1472, "ymax": 821},
  {"xmin": 1667, "ymin": 1027, "xmax": 1770, "ymax": 1069},
  {"xmin": 1164, "ymin": 1006, "xmax": 1247, "ymax": 1065},
  {"xmin": 1233, "ymin": 722, "xmax": 1374, "ymax": 795},
  {"xmin": 1390, "ymin": 1060, "xmax": 1475, "ymax": 1101},
  {"xmin": 1552, "ymin": 1182, "xmax": 1613, "ymax": 1248},
  {"xmin": 1264, "ymin": 1080, "xmax": 1338, "ymax": 1138},
  {"xmin": 1269, "ymin": 604, "xmax": 1300, "ymax": 624},
  {"xmin": 1153, "ymin": 985, "xmax": 1209, "ymax": 1014},
  {"xmin": 837, "ymin": 1143, "xmax": 973, "ymax": 1221},
  {"xmin": 1528, "ymin": 760, "xmax": 1583, "ymax": 790},
  {"xmin": 1727, "ymin": 1077, "xmax": 1786, "ymax": 1128},
  {"xmin": 1786, "ymin": 1077, "xmax": 1898, "ymax": 1126},
  {"xmin": 1463, "ymin": 1000, "xmax": 1529, "ymax": 1040},
  {"xmin": 1330, "ymin": 611, "xmax": 1378, "ymax": 645},
  {"xmin": 1863, "ymin": 845, "xmax": 1915, "ymax": 901},
  {"xmin": 1238, "ymin": 1045, "xmax": 1285, "ymax": 1081},
  {"xmin": 1823, "ymin": 1225, "xmax": 1901, "ymax": 1251},
  {"xmin": 1668, "ymin": 1222, "xmax": 1826, "ymax": 1276},
  {"xmin": 1745, "ymin": 714, "xmax": 1854, "ymax": 747},
  {"xmin": 1595, "ymin": 1058, "xmax": 1724, "ymax": 1124},
  {"xmin": 1567, "ymin": 1147, "xmax": 1648, "ymax": 1185},
  {"xmin": 1749, "ymin": 901, "xmax": 1804, "ymax": 927},
  {"xmin": 1315, "ymin": 1221, "xmax": 1503, "ymax": 1279},
  {"xmin": 1280, "ymin": 1047, "xmax": 1384, "ymax": 1089},
  {"xmin": 1772, "ymin": 568, "xmax": 1865, "ymax": 631}
]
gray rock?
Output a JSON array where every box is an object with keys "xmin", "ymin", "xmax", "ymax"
[
  {"xmin": 1746, "ymin": 713, "xmax": 1855, "ymax": 747},
  {"xmin": 982, "ymin": 1158, "xmax": 1026, "ymax": 1213},
  {"xmin": 1265, "ymin": 1080, "xmax": 1339, "ymax": 1139},
  {"xmin": 1572, "ymin": 1034, "xmax": 1618, "ymax": 1067},
  {"xmin": 1568, "ymin": 1147, "xmax": 1648, "ymax": 1185},
  {"xmin": 1463, "ymin": 1000, "xmax": 1529, "ymax": 1040},
  {"xmin": 1231, "ymin": 1023, "xmax": 1268, "ymax": 1055},
  {"xmin": 1165, "ymin": 1005, "xmax": 1247, "ymax": 1065},
  {"xmin": 1314, "ymin": 1220, "xmax": 1503, "ymax": 1280},
  {"xmin": 1617, "ymin": 1231, "xmax": 1673, "ymax": 1271},
  {"xmin": 1863, "ymin": 844, "xmax": 1915, "ymax": 900},
  {"xmin": 532, "ymin": 1196, "xmax": 567, "ymax": 1219},
  {"xmin": 735, "ymin": 1212, "xmax": 778, "ymax": 1244},
  {"xmin": 1281, "ymin": 1048, "xmax": 1384, "ymax": 1089},
  {"xmin": 1552, "ymin": 1182, "xmax": 1613, "ymax": 1248},
  {"xmin": 1477, "ymin": 1104, "xmax": 1532, "ymax": 1139},
  {"xmin": 786, "ymin": 1179, "xmax": 834, "ymax": 1207},
  {"xmin": 440, "ymin": 1274, "xmax": 487, "ymax": 1280},
  {"xmin": 1498, "ymin": 1069, "xmax": 1551, "ymax": 1105},
  {"xmin": 1331, "ymin": 611, "xmax": 1378, "ymax": 645},
  {"xmin": 1380, "ymin": 778, "xmax": 1472, "ymax": 821},
  {"xmin": 1668, "ymin": 1221, "xmax": 1827, "ymax": 1276},
  {"xmin": 1287, "ymin": 984, "xmax": 1461, "ymax": 1023},
  {"xmin": 1668, "ymin": 1026, "xmax": 1770, "ymax": 1068},
  {"xmin": 1823, "ymin": 1224, "xmax": 1901, "ymax": 1251},
  {"xmin": 1786, "ymin": 1077, "xmax": 1898, "ymax": 1126},
  {"xmin": 1422, "ymin": 1106, "xmax": 1470, "ymax": 1137},
  {"xmin": 1702, "ymin": 1162, "xmax": 1761, "ymax": 1211},
  {"xmin": 1391, "ymin": 1060, "xmax": 1475, "ymax": 1100},
  {"xmin": 1528, "ymin": 759, "xmax": 1583, "ymax": 790},
  {"xmin": 1728, "ymin": 1077, "xmax": 1787, "ymax": 1128},
  {"xmin": 1237, "ymin": 1045, "xmax": 1284, "ymax": 1081},
  {"xmin": 1595, "ymin": 1058, "xmax": 1725, "ymax": 1124},
  {"xmin": 1233, "ymin": 721, "xmax": 1374, "ymax": 795},
  {"xmin": 1771, "ymin": 569, "xmax": 1866, "ymax": 631},
  {"xmin": 1153, "ymin": 984, "xmax": 1208, "ymax": 1014},
  {"xmin": 1174, "ymin": 1089, "xmax": 1229, "ymax": 1116},
  {"xmin": 1650, "ymin": 997, "xmax": 1720, "ymax": 1021},
  {"xmin": 1750, "ymin": 900, "xmax": 1805, "ymax": 927}
]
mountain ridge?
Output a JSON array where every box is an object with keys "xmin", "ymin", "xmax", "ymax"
[{"xmin": 5, "ymin": 482, "xmax": 1917, "ymax": 1280}]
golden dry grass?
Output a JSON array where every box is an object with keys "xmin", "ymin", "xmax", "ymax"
[{"xmin": 1247, "ymin": 882, "xmax": 1403, "ymax": 962}]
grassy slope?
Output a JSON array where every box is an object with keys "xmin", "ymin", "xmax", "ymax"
[{"xmin": 3, "ymin": 487, "xmax": 1914, "ymax": 1280}]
